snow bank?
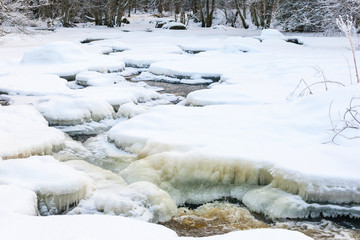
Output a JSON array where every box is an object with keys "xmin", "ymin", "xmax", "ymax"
[
  {"xmin": 36, "ymin": 96, "xmax": 115, "ymax": 126},
  {"xmin": 67, "ymin": 160, "xmax": 177, "ymax": 223},
  {"xmin": 0, "ymin": 213, "xmax": 179, "ymax": 240},
  {"xmin": 0, "ymin": 185, "xmax": 38, "ymax": 216},
  {"xmin": 109, "ymin": 85, "xmax": 360, "ymax": 218},
  {"xmin": 0, "ymin": 156, "xmax": 94, "ymax": 215},
  {"xmin": 0, "ymin": 73, "xmax": 70, "ymax": 95},
  {"xmin": 0, "ymin": 105, "xmax": 65, "ymax": 159}
]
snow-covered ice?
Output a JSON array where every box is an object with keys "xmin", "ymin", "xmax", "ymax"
[
  {"xmin": 109, "ymin": 84, "xmax": 360, "ymax": 218},
  {"xmin": 66, "ymin": 160, "xmax": 177, "ymax": 222}
]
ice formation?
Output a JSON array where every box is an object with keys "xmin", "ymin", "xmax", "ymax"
[
  {"xmin": 66, "ymin": 160, "xmax": 177, "ymax": 222},
  {"xmin": 109, "ymin": 85, "xmax": 360, "ymax": 219},
  {"xmin": 0, "ymin": 105, "xmax": 65, "ymax": 159},
  {"xmin": 0, "ymin": 156, "xmax": 94, "ymax": 215}
]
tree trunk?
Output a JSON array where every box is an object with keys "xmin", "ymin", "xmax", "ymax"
[
  {"xmin": 197, "ymin": 0, "xmax": 205, "ymax": 27},
  {"xmin": 234, "ymin": 0, "xmax": 248, "ymax": 29}
]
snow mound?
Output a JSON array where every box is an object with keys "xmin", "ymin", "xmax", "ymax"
[
  {"xmin": 0, "ymin": 73, "xmax": 70, "ymax": 95},
  {"xmin": 0, "ymin": 185, "xmax": 38, "ymax": 216},
  {"xmin": 117, "ymin": 102, "xmax": 150, "ymax": 118},
  {"xmin": 0, "ymin": 156, "xmax": 94, "ymax": 215},
  {"xmin": 21, "ymin": 41, "xmax": 88, "ymax": 64},
  {"xmin": 67, "ymin": 160, "xmax": 177, "ymax": 223},
  {"xmin": 162, "ymin": 22, "xmax": 187, "ymax": 30},
  {"xmin": 258, "ymin": 29, "xmax": 285, "ymax": 40},
  {"xmin": 0, "ymin": 105, "xmax": 65, "ymax": 159},
  {"xmin": 36, "ymin": 96, "xmax": 115, "ymax": 126},
  {"xmin": 75, "ymin": 71, "xmax": 126, "ymax": 87},
  {"xmin": 20, "ymin": 41, "xmax": 125, "ymax": 77}
]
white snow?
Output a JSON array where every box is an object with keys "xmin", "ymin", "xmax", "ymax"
[
  {"xmin": 0, "ymin": 213, "xmax": 313, "ymax": 240},
  {"xmin": 117, "ymin": 102, "xmax": 150, "ymax": 118},
  {"xmin": 0, "ymin": 105, "xmax": 65, "ymax": 159},
  {"xmin": 36, "ymin": 96, "xmax": 115, "ymax": 126},
  {"xmin": 0, "ymin": 185, "xmax": 38, "ymax": 216},
  {"xmin": 75, "ymin": 71, "xmax": 126, "ymax": 87},
  {"xmin": 0, "ymin": 73, "xmax": 71, "ymax": 95}
]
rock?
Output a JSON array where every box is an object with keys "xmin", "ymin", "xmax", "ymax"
[{"xmin": 122, "ymin": 18, "xmax": 130, "ymax": 24}]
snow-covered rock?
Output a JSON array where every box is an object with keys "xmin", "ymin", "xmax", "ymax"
[
  {"xmin": 36, "ymin": 96, "xmax": 115, "ymax": 126},
  {"xmin": 0, "ymin": 105, "xmax": 65, "ymax": 159},
  {"xmin": 0, "ymin": 156, "xmax": 94, "ymax": 215},
  {"xmin": 0, "ymin": 73, "xmax": 70, "ymax": 95},
  {"xmin": 20, "ymin": 41, "xmax": 125, "ymax": 77},
  {"xmin": 258, "ymin": 29, "xmax": 285, "ymax": 41},
  {"xmin": 117, "ymin": 102, "xmax": 149, "ymax": 118},
  {"xmin": 162, "ymin": 22, "xmax": 187, "ymax": 30},
  {"xmin": 75, "ymin": 71, "xmax": 126, "ymax": 87}
]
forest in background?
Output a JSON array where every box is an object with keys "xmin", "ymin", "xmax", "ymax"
[{"xmin": 1, "ymin": 0, "xmax": 360, "ymax": 35}]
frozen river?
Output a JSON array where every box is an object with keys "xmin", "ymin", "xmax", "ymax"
[{"xmin": 1, "ymin": 16, "xmax": 360, "ymax": 240}]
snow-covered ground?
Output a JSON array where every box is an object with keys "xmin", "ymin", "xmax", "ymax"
[{"xmin": 1, "ymin": 14, "xmax": 359, "ymax": 240}]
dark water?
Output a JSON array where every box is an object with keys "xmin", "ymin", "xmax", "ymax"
[{"xmin": 161, "ymin": 202, "xmax": 360, "ymax": 239}]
